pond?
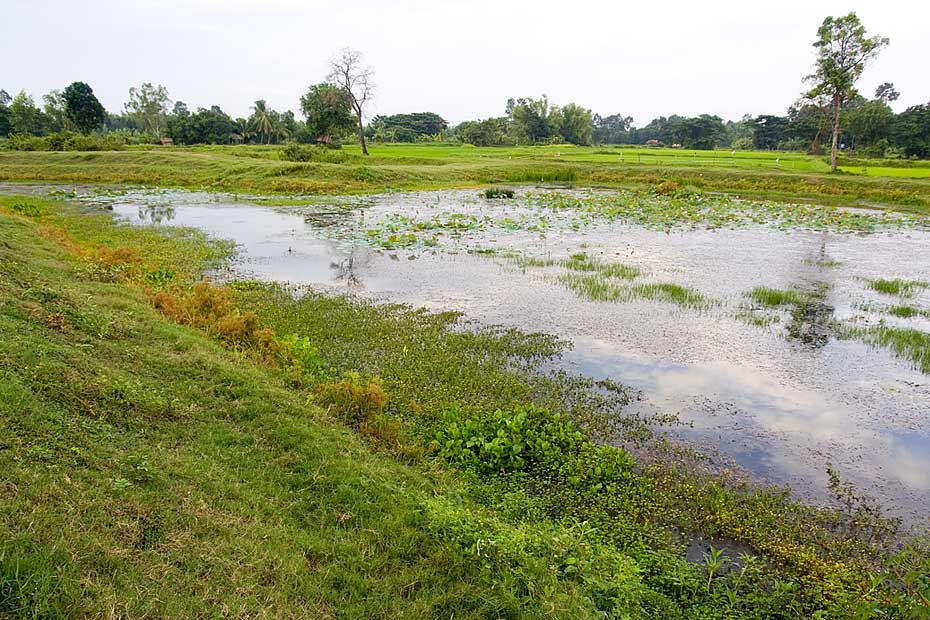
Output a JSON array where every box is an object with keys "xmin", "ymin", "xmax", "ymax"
[{"xmin": 14, "ymin": 184, "xmax": 930, "ymax": 526}]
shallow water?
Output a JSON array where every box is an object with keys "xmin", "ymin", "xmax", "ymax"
[{"xmin": 8, "ymin": 184, "xmax": 929, "ymax": 525}]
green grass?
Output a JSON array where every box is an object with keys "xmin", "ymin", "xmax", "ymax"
[
  {"xmin": 558, "ymin": 273, "xmax": 710, "ymax": 308},
  {"xmin": 868, "ymin": 278, "xmax": 930, "ymax": 297},
  {"xmin": 0, "ymin": 199, "xmax": 614, "ymax": 618},
  {"xmin": 748, "ymin": 286, "xmax": 807, "ymax": 307},
  {"xmin": 563, "ymin": 253, "xmax": 642, "ymax": 280},
  {"xmin": 2, "ymin": 194, "xmax": 929, "ymax": 618},
  {"xmin": 3, "ymin": 144, "xmax": 930, "ymax": 213},
  {"xmin": 888, "ymin": 305, "xmax": 930, "ymax": 319},
  {"xmin": 842, "ymin": 324, "xmax": 930, "ymax": 373}
]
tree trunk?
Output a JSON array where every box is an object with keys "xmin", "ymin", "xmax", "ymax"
[
  {"xmin": 357, "ymin": 113, "xmax": 368, "ymax": 156},
  {"xmin": 830, "ymin": 94, "xmax": 841, "ymax": 172}
]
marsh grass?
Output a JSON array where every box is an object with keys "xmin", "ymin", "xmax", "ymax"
[
  {"xmin": 559, "ymin": 273, "xmax": 710, "ymax": 308},
  {"xmin": 868, "ymin": 278, "xmax": 930, "ymax": 297},
  {"xmin": 748, "ymin": 286, "xmax": 806, "ymax": 307},
  {"xmin": 888, "ymin": 305, "xmax": 930, "ymax": 318},
  {"xmin": 842, "ymin": 324, "xmax": 930, "ymax": 373},
  {"xmin": 563, "ymin": 252, "xmax": 641, "ymax": 280}
]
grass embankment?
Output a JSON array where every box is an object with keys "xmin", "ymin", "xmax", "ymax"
[
  {"xmin": 1, "ymin": 195, "xmax": 929, "ymax": 618},
  {"xmin": 2, "ymin": 144, "xmax": 930, "ymax": 213}
]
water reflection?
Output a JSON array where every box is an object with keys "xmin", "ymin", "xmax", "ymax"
[{"xmin": 137, "ymin": 205, "xmax": 176, "ymax": 224}]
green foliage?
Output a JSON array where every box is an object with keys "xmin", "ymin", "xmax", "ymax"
[
  {"xmin": 313, "ymin": 372, "xmax": 387, "ymax": 426},
  {"xmin": 369, "ymin": 112, "xmax": 448, "ymax": 143},
  {"xmin": 5, "ymin": 199, "xmax": 48, "ymax": 218},
  {"xmin": 749, "ymin": 286, "xmax": 806, "ymax": 307},
  {"xmin": 1, "ymin": 131, "xmax": 126, "ymax": 152},
  {"xmin": 167, "ymin": 105, "xmax": 238, "ymax": 145},
  {"xmin": 432, "ymin": 404, "xmax": 584, "ymax": 474},
  {"xmin": 124, "ymin": 82, "xmax": 170, "ymax": 138},
  {"xmin": 868, "ymin": 278, "xmax": 929, "ymax": 297},
  {"xmin": 2, "ymin": 145, "xmax": 929, "ymax": 211},
  {"xmin": 483, "ymin": 186, "xmax": 514, "ymax": 199},
  {"xmin": 804, "ymin": 12, "xmax": 889, "ymax": 170},
  {"xmin": 299, "ymin": 83, "xmax": 356, "ymax": 143},
  {"xmin": 280, "ymin": 142, "xmax": 352, "ymax": 163},
  {"xmin": 62, "ymin": 82, "xmax": 106, "ymax": 134}
]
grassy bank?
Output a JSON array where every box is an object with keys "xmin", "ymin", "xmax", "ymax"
[
  {"xmin": 2, "ymin": 144, "xmax": 930, "ymax": 213},
  {"xmin": 2, "ymin": 194, "xmax": 929, "ymax": 618}
]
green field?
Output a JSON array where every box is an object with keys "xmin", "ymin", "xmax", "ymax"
[{"xmin": 3, "ymin": 143, "xmax": 930, "ymax": 213}]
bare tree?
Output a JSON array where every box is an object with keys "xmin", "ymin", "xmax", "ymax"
[{"xmin": 327, "ymin": 48, "xmax": 374, "ymax": 155}]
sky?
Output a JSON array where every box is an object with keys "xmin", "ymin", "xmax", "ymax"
[{"xmin": 3, "ymin": 0, "xmax": 928, "ymax": 126}]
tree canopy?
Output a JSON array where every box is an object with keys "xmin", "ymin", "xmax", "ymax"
[
  {"xmin": 300, "ymin": 83, "xmax": 356, "ymax": 143},
  {"xmin": 63, "ymin": 82, "xmax": 106, "ymax": 134},
  {"xmin": 804, "ymin": 13, "xmax": 889, "ymax": 170}
]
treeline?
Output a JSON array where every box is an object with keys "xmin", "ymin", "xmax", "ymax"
[
  {"xmin": 2, "ymin": 81, "xmax": 929, "ymax": 158},
  {"xmin": 452, "ymin": 87, "xmax": 930, "ymax": 158}
]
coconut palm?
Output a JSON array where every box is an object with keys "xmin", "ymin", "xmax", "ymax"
[
  {"xmin": 250, "ymin": 100, "xmax": 273, "ymax": 144},
  {"xmin": 233, "ymin": 117, "xmax": 254, "ymax": 144}
]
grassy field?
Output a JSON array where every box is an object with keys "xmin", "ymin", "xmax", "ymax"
[
  {"xmin": 2, "ymin": 143, "xmax": 930, "ymax": 212},
  {"xmin": 2, "ymin": 194, "xmax": 929, "ymax": 618}
]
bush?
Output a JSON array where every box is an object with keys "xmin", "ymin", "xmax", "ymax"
[
  {"xmin": 483, "ymin": 187, "xmax": 515, "ymax": 199},
  {"xmin": 1, "ymin": 131, "xmax": 126, "ymax": 152},
  {"xmin": 314, "ymin": 372, "xmax": 388, "ymax": 426},
  {"xmin": 432, "ymin": 404, "xmax": 584, "ymax": 474},
  {"xmin": 280, "ymin": 142, "xmax": 351, "ymax": 163}
]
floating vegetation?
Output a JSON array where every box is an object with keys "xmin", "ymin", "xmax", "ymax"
[{"xmin": 527, "ymin": 190, "xmax": 929, "ymax": 232}]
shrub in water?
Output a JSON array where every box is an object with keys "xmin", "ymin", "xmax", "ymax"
[{"xmin": 483, "ymin": 187, "xmax": 515, "ymax": 199}]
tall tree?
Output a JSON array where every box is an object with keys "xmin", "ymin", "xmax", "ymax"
[
  {"xmin": 42, "ymin": 90, "xmax": 70, "ymax": 132},
  {"xmin": 804, "ymin": 13, "xmax": 888, "ymax": 171},
  {"xmin": 592, "ymin": 113, "xmax": 634, "ymax": 145},
  {"xmin": 507, "ymin": 96, "xmax": 553, "ymax": 143},
  {"xmin": 63, "ymin": 82, "xmax": 106, "ymax": 134},
  {"xmin": 125, "ymin": 83, "xmax": 171, "ymax": 138},
  {"xmin": 300, "ymin": 83, "xmax": 355, "ymax": 142},
  {"xmin": 327, "ymin": 48, "xmax": 375, "ymax": 155},
  {"xmin": 553, "ymin": 103, "xmax": 593, "ymax": 145},
  {"xmin": 0, "ymin": 93, "xmax": 10, "ymax": 137},
  {"xmin": 249, "ymin": 100, "xmax": 273, "ymax": 144},
  {"xmin": 9, "ymin": 91, "xmax": 40, "ymax": 135}
]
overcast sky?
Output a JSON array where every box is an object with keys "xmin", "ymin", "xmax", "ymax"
[{"xmin": 4, "ymin": 0, "xmax": 928, "ymax": 126}]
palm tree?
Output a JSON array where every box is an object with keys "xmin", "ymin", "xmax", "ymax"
[
  {"xmin": 250, "ymin": 100, "xmax": 273, "ymax": 144},
  {"xmin": 233, "ymin": 117, "xmax": 254, "ymax": 144}
]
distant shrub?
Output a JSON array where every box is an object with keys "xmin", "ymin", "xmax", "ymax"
[
  {"xmin": 6, "ymin": 199, "xmax": 48, "ymax": 218},
  {"xmin": 280, "ymin": 142, "xmax": 351, "ymax": 163},
  {"xmin": 654, "ymin": 180, "xmax": 679, "ymax": 195},
  {"xmin": 483, "ymin": 187, "xmax": 514, "ymax": 199},
  {"xmin": 2, "ymin": 131, "xmax": 126, "ymax": 152}
]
